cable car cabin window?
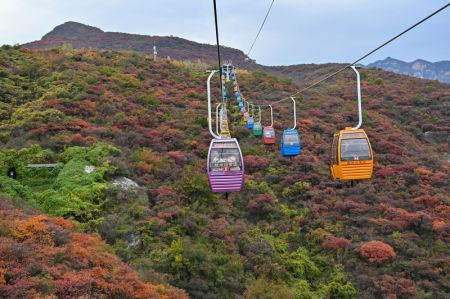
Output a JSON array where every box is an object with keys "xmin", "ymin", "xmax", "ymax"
[
  {"xmin": 254, "ymin": 123, "xmax": 262, "ymax": 130},
  {"xmin": 340, "ymin": 138, "xmax": 371, "ymax": 161},
  {"xmin": 210, "ymin": 143, "xmax": 242, "ymax": 172},
  {"xmin": 283, "ymin": 133, "xmax": 299, "ymax": 146},
  {"xmin": 342, "ymin": 132, "xmax": 366, "ymax": 138},
  {"xmin": 264, "ymin": 128, "xmax": 275, "ymax": 138},
  {"xmin": 331, "ymin": 135, "xmax": 338, "ymax": 164}
]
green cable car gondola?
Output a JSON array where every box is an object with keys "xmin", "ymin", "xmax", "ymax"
[{"xmin": 253, "ymin": 106, "xmax": 263, "ymax": 136}]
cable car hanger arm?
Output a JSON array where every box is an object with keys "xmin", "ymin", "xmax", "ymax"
[
  {"xmin": 207, "ymin": 70, "xmax": 220, "ymax": 139},
  {"xmin": 351, "ymin": 66, "xmax": 362, "ymax": 130},
  {"xmin": 290, "ymin": 96, "xmax": 296, "ymax": 130},
  {"xmin": 216, "ymin": 103, "xmax": 222, "ymax": 136},
  {"xmin": 269, "ymin": 104, "xmax": 274, "ymax": 127}
]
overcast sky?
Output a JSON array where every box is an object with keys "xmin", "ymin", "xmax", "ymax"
[{"xmin": 0, "ymin": 0, "xmax": 449, "ymax": 65}]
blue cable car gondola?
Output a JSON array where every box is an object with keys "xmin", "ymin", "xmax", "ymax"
[
  {"xmin": 231, "ymin": 68, "xmax": 236, "ymax": 80},
  {"xmin": 247, "ymin": 104, "xmax": 254, "ymax": 129},
  {"xmin": 281, "ymin": 97, "xmax": 301, "ymax": 156},
  {"xmin": 281, "ymin": 129, "xmax": 301, "ymax": 156},
  {"xmin": 247, "ymin": 117, "xmax": 254, "ymax": 129},
  {"xmin": 238, "ymin": 101, "xmax": 244, "ymax": 109}
]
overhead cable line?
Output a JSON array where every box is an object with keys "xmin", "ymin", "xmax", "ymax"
[
  {"xmin": 252, "ymin": 2, "xmax": 450, "ymax": 107},
  {"xmin": 246, "ymin": 0, "xmax": 275, "ymax": 58},
  {"xmin": 212, "ymin": 0, "xmax": 224, "ymax": 101}
]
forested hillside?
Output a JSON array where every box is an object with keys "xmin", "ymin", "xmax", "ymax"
[{"xmin": 0, "ymin": 45, "xmax": 449, "ymax": 298}]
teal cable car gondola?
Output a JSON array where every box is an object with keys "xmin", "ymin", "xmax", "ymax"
[{"xmin": 253, "ymin": 106, "xmax": 263, "ymax": 136}]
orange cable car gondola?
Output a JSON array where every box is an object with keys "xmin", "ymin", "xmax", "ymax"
[
  {"xmin": 263, "ymin": 104, "xmax": 276, "ymax": 145},
  {"xmin": 330, "ymin": 66, "xmax": 374, "ymax": 181}
]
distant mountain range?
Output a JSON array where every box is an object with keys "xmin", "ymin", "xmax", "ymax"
[
  {"xmin": 22, "ymin": 22, "xmax": 450, "ymax": 84},
  {"xmin": 367, "ymin": 57, "xmax": 450, "ymax": 83}
]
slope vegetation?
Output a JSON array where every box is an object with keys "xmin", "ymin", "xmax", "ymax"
[{"xmin": 0, "ymin": 45, "xmax": 449, "ymax": 298}]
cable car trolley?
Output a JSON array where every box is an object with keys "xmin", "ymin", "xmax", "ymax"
[
  {"xmin": 330, "ymin": 66, "xmax": 373, "ymax": 181},
  {"xmin": 206, "ymin": 70, "xmax": 244, "ymax": 192}
]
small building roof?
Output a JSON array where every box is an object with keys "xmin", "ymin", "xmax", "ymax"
[{"xmin": 26, "ymin": 163, "xmax": 58, "ymax": 168}]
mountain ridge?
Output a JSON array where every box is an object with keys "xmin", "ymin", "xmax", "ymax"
[
  {"xmin": 368, "ymin": 57, "xmax": 450, "ymax": 83},
  {"xmin": 22, "ymin": 21, "xmax": 450, "ymax": 86}
]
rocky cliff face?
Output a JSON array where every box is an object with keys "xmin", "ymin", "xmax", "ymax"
[{"xmin": 368, "ymin": 57, "xmax": 450, "ymax": 83}]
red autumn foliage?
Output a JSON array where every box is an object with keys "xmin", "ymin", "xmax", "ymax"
[
  {"xmin": 376, "ymin": 168, "xmax": 396, "ymax": 178},
  {"xmin": 0, "ymin": 198, "xmax": 187, "ymax": 299},
  {"xmin": 376, "ymin": 203, "xmax": 433, "ymax": 232},
  {"xmin": 322, "ymin": 238, "xmax": 350, "ymax": 250},
  {"xmin": 167, "ymin": 151, "xmax": 188, "ymax": 165},
  {"xmin": 161, "ymin": 128, "xmax": 184, "ymax": 150},
  {"xmin": 432, "ymin": 220, "xmax": 446, "ymax": 233},
  {"xmin": 412, "ymin": 195, "xmax": 438, "ymax": 209},
  {"xmin": 65, "ymin": 133, "xmax": 97, "ymax": 146},
  {"xmin": 368, "ymin": 217, "xmax": 404, "ymax": 233},
  {"xmin": 377, "ymin": 274, "xmax": 416, "ymax": 299},
  {"xmin": 247, "ymin": 193, "xmax": 277, "ymax": 215},
  {"xmin": 244, "ymin": 155, "xmax": 270, "ymax": 171},
  {"xmin": 334, "ymin": 200, "xmax": 370, "ymax": 214},
  {"xmin": 360, "ymin": 240, "xmax": 396, "ymax": 264},
  {"xmin": 70, "ymin": 118, "xmax": 92, "ymax": 130}
]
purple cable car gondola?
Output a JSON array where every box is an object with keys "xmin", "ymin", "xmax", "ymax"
[
  {"xmin": 206, "ymin": 70, "xmax": 245, "ymax": 193},
  {"xmin": 207, "ymin": 138, "xmax": 244, "ymax": 192}
]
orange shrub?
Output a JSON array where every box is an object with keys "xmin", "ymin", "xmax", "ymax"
[
  {"xmin": 11, "ymin": 215, "xmax": 54, "ymax": 244},
  {"xmin": 360, "ymin": 240, "xmax": 396, "ymax": 264}
]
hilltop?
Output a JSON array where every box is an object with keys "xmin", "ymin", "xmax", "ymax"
[
  {"xmin": 0, "ymin": 45, "xmax": 449, "ymax": 298},
  {"xmin": 23, "ymin": 21, "xmax": 250, "ymax": 66}
]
